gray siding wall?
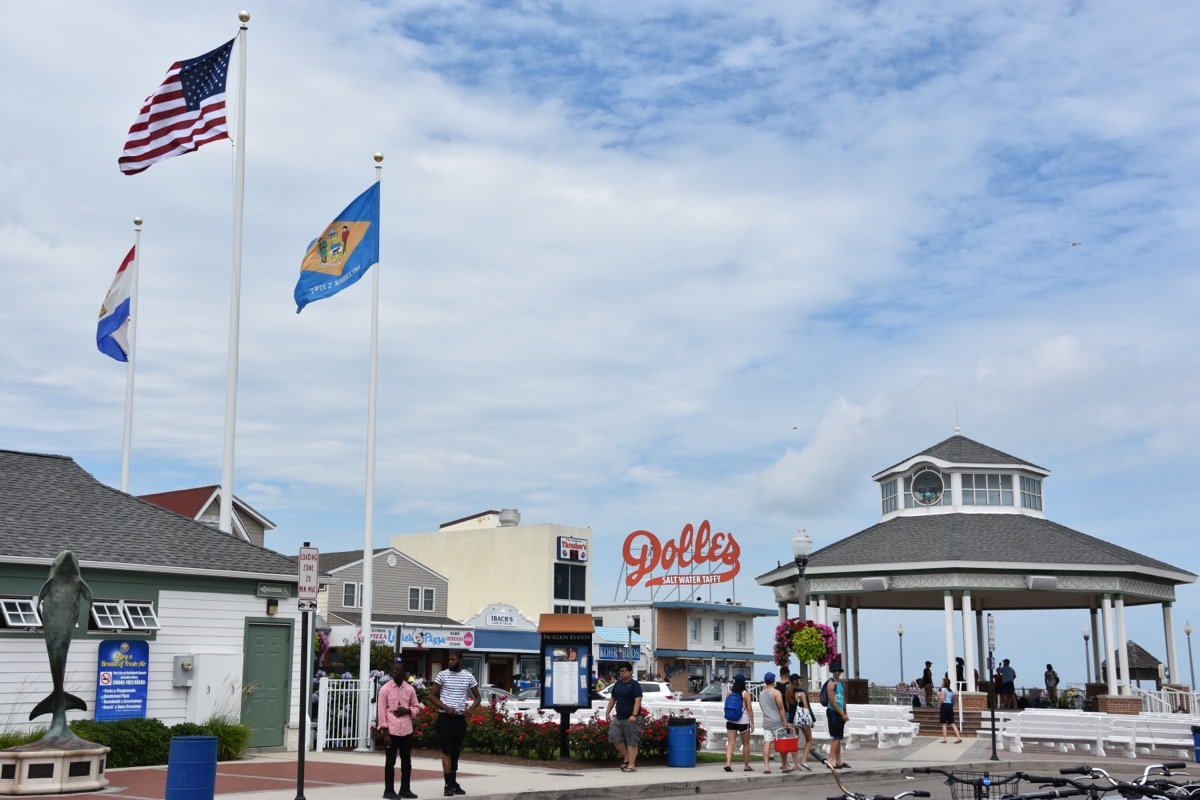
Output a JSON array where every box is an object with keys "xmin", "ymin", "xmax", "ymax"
[{"xmin": 329, "ymin": 553, "xmax": 449, "ymax": 617}]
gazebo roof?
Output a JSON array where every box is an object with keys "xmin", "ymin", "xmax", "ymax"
[{"xmin": 757, "ymin": 433, "xmax": 1196, "ymax": 612}]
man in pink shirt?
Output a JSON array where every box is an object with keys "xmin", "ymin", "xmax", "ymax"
[{"xmin": 377, "ymin": 663, "xmax": 423, "ymax": 799}]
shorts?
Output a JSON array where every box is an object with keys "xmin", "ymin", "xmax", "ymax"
[
  {"xmin": 1003, "ymin": 682, "xmax": 1015, "ymax": 694},
  {"xmin": 435, "ymin": 712, "xmax": 467, "ymax": 755},
  {"xmin": 939, "ymin": 702, "xmax": 954, "ymax": 724},
  {"xmin": 608, "ymin": 716, "xmax": 641, "ymax": 747},
  {"xmin": 826, "ymin": 708, "xmax": 845, "ymax": 740},
  {"xmin": 725, "ymin": 721, "xmax": 749, "ymax": 733},
  {"xmin": 763, "ymin": 726, "xmax": 783, "ymax": 742}
]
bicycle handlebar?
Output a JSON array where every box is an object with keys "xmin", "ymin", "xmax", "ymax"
[{"xmin": 1002, "ymin": 789, "xmax": 1090, "ymax": 800}]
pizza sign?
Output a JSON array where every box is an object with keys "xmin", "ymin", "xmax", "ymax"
[{"xmin": 623, "ymin": 520, "xmax": 740, "ymax": 587}]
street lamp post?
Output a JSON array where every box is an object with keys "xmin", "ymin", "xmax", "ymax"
[
  {"xmin": 1082, "ymin": 628, "xmax": 1091, "ymax": 684},
  {"xmin": 898, "ymin": 625, "xmax": 905, "ymax": 684},
  {"xmin": 626, "ymin": 615, "xmax": 635, "ymax": 675},
  {"xmin": 790, "ymin": 528, "xmax": 813, "ymax": 687},
  {"xmin": 1186, "ymin": 623, "xmax": 1195, "ymax": 690}
]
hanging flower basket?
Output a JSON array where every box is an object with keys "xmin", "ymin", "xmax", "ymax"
[{"xmin": 774, "ymin": 618, "xmax": 839, "ymax": 671}]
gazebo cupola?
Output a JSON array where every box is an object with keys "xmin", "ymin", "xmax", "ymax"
[{"xmin": 872, "ymin": 429, "xmax": 1051, "ymax": 522}]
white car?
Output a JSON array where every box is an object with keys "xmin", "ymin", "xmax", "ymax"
[{"xmin": 598, "ymin": 680, "xmax": 676, "ymax": 702}]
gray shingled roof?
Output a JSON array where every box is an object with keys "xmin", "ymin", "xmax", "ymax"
[
  {"xmin": 876, "ymin": 434, "xmax": 1047, "ymax": 477},
  {"xmin": 286, "ymin": 548, "xmax": 388, "ymax": 573},
  {"xmin": 810, "ymin": 513, "xmax": 1193, "ymax": 578},
  {"xmin": 0, "ymin": 449, "xmax": 300, "ymax": 578}
]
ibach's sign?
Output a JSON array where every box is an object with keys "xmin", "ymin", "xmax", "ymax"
[{"xmin": 622, "ymin": 520, "xmax": 740, "ymax": 588}]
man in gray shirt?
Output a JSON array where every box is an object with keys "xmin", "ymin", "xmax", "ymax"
[{"xmin": 757, "ymin": 672, "xmax": 793, "ymax": 773}]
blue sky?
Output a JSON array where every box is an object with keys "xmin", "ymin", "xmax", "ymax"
[{"xmin": 3, "ymin": 1, "xmax": 1199, "ymax": 687}]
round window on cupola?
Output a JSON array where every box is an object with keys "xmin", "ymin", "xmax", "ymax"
[{"xmin": 911, "ymin": 467, "xmax": 944, "ymax": 506}]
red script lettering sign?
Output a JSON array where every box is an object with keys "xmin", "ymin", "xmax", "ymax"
[{"xmin": 622, "ymin": 520, "xmax": 740, "ymax": 587}]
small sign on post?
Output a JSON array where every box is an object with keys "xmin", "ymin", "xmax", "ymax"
[{"xmin": 298, "ymin": 546, "xmax": 319, "ymax": 611}]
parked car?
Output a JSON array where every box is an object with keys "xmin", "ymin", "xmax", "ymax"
[
  {"xmin": 517, "ymin": 688, "xmax": 542, "ymax": 701},
  {"xmin": 598, "ymin": 680, "xmax": 675, "ymax": 702},
  {"xmin": 681, "ymin": 681, "xmax": 724, "ymax": 702},
  {"xmin": 478, "ymin": 685, "xmax": 521, "ymax": 704}
]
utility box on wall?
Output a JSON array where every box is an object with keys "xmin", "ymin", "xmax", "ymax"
[{"xmin": 173, "ymin": 655, "xmax": 195, "ymax": 688}]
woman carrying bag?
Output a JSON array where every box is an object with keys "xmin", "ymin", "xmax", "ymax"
[{"xmin": 787, "ymin": 673, "xmax": 814, "ymax": 770}]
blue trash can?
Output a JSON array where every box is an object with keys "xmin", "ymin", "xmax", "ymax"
[
  {"xmin": 1191, "ymin": 725, "xmax": 1200, "ymax": 763},
  {"xmin": 165, "ymin": 736, "xmax": 218, "ymax": 800},
  {"xmin": 666, "ymin": 717, "xmax": 697, "ymax": 768}
]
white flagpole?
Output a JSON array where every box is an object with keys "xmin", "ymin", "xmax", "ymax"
[
  {"xmin": 219, "ymin": 12, "xmax": 249, "ymax": 534},
  {"xmin": 357, "ymin": 152, "xmax": 384, "ymax": 751},
  {"xmin": 120, "ymin": 216, "xmax": 143, "ymax": 493}
]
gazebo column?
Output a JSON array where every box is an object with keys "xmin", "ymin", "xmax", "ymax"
[
  {"xmin": 850, "ymin": 603, "xmax": 860, "ymax": 679},
  {"xmin": 1102, "ymin": 594, "xmax": 1116, "ymax": 694},
  {"xmin": 1163, "ymin": 602, "xmax": 1181, "ymax": 688},
  {"xmin": 1089, "ymin": 607, "xmax": 1101, "ymax": 683},
  {"xmin": 974, "ymin": 607, "xmax": 986, "ymax": 681},
  {"xmin": 961, "ymin": 590, "xmax": 976, "ymax": 688},
  {"xmin": 1115, "ymin": 594, "xmax": 1131, "ymax": 696},
  {"xmin": 817, "ymin": 594, "xmax": 829, "ymax": 686},
  {"xmin": 943, "ymin": 590, "xmax": 956, "ymax": 690}
]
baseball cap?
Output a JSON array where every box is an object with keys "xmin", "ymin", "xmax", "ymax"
[
  {"xmin": 763, "ymin": 671, "xmax": 776, "ymax": 683},
  {"xmin": 830, "ymin": 661, "xmax": 843, "ymax": 672}
]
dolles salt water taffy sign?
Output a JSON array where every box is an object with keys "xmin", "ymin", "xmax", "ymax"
[{"xmin": 622, "ymin": 520, "xmax": 741, "ymax": 587}]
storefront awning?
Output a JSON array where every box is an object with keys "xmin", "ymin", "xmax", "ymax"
[{"xmin": 473, "ymin": 629, "xmax": 540, "ymax": 653}]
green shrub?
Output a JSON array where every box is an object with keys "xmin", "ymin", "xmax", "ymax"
[
  {"xmin": 169, "ymin": 722, "xmax": 210, "ymax": 738},
  {"xmin": 0, "ymin": 728, "xmax": 46, "ymax": 749},
  {"xmin": 203, "ymin": 715, "xmax": 251, "ymax": 762},
  {"xmin": 70, "ymin": 717, "xmax": 171, "ymax": 768}
]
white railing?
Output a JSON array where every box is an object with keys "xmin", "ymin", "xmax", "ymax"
[
  {"xmin": 316, "ymin": 677, "xmax": 374, "ymax": 751},
  {"xmin": 1131, "ymin": 685, "xmax": 1199, "ymax": 714}
]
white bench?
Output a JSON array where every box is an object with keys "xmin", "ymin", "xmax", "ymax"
[{"xmin": 1000, "ymin": 710, "xmax": 1109, "ymax": 756}]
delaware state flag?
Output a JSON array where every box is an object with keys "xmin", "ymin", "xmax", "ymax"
[
  {"xmin": 97, "ymin": 247, "xmax": 136, "ymax": 361},
  {"xmin": 294, "ymin": 182, "xmax": 380, "ymax": 313}
]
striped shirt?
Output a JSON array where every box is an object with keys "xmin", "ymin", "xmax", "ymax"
[{"xmin": 433, "ymin": 668, "xmax": 478, "ymax": 713}]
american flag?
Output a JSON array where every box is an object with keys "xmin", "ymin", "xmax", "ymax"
[{"xmin": 119, "ymin": 38, "xmax": 235, "ymax": 175}]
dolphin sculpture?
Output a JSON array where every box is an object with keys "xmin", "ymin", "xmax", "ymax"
[{"xmin": 25, "ymin": 550, "xmax": 94, "ymax": 747}]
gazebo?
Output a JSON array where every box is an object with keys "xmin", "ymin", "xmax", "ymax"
[{"xmin": 756, "ymin": 432, "xmax": 1196, "ymax": 714}]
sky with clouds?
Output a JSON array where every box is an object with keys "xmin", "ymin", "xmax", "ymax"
[{"xmin": 3, "ymin": 1, "xmax": 1198, "ymax": 685}]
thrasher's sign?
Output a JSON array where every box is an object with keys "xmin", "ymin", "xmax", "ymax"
[{"xmin": 622, "ymin": 520, "xmax": 740, "ymax": 588}]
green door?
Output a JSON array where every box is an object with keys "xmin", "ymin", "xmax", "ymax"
[{"xmin": 242, "ymin": 620, "xmax": 293, "ymax": 748}]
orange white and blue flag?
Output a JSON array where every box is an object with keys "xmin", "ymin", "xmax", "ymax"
[
  {"xmin": 97, "ymin": 247, "xmax": 136, "ymax": 361},
  {"xmin": 294, "ymin": 183, "xmax": 381, "ymax": 313}
]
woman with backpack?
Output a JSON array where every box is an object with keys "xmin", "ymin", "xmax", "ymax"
[
  {"xmin": 722, "ymin": 674, "xmax": 755, "ymax": 771},
  {"xmin": 787, "ymin": 673, "xmax": 814, "ymax": 770}
]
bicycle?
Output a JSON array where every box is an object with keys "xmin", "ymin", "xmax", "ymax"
[
  {"xmin": 1051, "ymin": 763, "xmax": 1196, "ymax": 800},
  {"xmin": 819, "ymin": 754, "xmax": 932, "ymax": 800},
  {"xmin": 909, "ymin": 765, "xmax": 1023, "ymax": 800}
]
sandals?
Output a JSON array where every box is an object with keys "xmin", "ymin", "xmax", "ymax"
[
  {"xmin": 620, "ymin": 765, "xmax": 637, "ymax": 773},
  {"xmin": 723, "ymin": 766, "xmax": 732, "ymax": 772},
  {"xmin": 743, "ymin": 766, "xmax": 754, "ymax": 772},
  {"xmin": 799, "ymin": 762, "xmax": 812, "ymax": 771},
  {"xmin": 781, "ymin": 767, "xmax": 794, "ymax": 773}
]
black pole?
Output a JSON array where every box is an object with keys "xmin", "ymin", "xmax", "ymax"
[
  {"xmin": 296, "ymin": 543, "xmax": 311, "ymax": 800},
  {"xmin": 987, "ymin": 651, "xmax": 998, "ymax": 761},
  {"xmin": 556, "ymin": 708, "xmax": 571, "ymax": 760}
]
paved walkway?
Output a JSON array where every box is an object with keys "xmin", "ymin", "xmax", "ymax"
[{"xmin": 34, "ymin": 736, "xmax": 1191, "ymax": 800}]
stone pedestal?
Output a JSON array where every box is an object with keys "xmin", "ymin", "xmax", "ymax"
[
  {"xmin": 1095, "ymin": 694, "xmax": 1142, "ymax": 715},
  {"xmin": 0, "ymin": 744, "xmax": 109, "ymax": 795}
]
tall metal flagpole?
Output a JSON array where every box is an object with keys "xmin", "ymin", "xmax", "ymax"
[
  {"xmin": 120, "ymin": 217, "xmax": 143, "ymax": 493},
  {"xmin": 357, "ymin": 153, "xmax": 384, "ymax": 751},
  {"xmin": 219, "ymin": 11, "xmax": 250, "ymax": 534}
]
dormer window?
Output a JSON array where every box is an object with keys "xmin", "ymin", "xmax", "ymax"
[
  {"xmin": 962, "ymin": 473, "xmax": 1014, "ymax": 506},
  {"xmin": 904, "ymin": 469, "xmax": 951, "ymax": 508},
  {"xmin": 1020, "ymin": 476, "xmax": 1043, "ymax": 511},
  {"xmin": 881, "ymin": 479, "xmax": 898, "ymax": 514}
]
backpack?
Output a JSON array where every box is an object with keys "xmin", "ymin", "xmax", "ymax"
[
  {"xmin": 818, "ymin": 680, "xmax": 830, "ymax": 708},
  {"xmin": 723, "ymin": 690, "xmax": 744, "ymax": 722}
]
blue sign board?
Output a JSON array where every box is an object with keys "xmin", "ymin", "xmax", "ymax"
[
  {"xmin": 95, "ymin": 640, "xmax": 149, "ymax": 721},
  {"xmin": 542, "ymin": 641, "xmax": 590, "ymax": 707},
  {"xmin": 598, "ymin": 643, "xmax": 640, "ymax": 661}
]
